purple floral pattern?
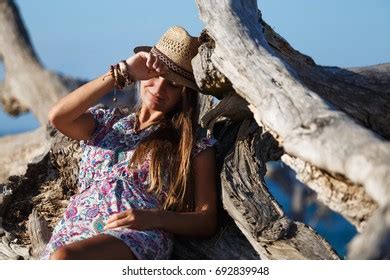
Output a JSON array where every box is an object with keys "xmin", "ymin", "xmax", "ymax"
[{"xmin": 40, "ymin": 105, "xmax": 218, "ymax": 260}]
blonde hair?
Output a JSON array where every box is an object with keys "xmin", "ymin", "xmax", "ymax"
[{"xmin": 128, "ymin": 84, "xmax": 199, "ymax": 212}]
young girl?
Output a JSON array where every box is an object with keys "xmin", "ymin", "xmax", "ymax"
[{"xmin": 41, "ymin": 26, "xmax": 218, "ymax": 260}]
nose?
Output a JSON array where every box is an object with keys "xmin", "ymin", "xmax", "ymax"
[{"xmin": 149, "ymin": 77, "xmax": 167, "ymax": 95}]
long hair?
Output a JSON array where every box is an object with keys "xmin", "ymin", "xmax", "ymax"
[{"xmin": 128, "ymin": 82, "xmax": 199, "ymax": 212}]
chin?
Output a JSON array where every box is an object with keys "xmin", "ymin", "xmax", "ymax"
[{"xmin": 145, "ymin": 101, "xmax": 165, "ymax": 112}]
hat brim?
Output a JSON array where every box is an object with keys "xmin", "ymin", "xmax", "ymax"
[
  {"xmin": 134, "ymin": 46, "xmax": 152, "ymax": 53},
  {"xmin": 133, "ymin": 46, "xmax": 200, "ymax": 92}
]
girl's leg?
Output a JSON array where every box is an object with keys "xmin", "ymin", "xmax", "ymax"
[{"xmin": 49, "ymin": 234, "xmax": 137, "ymax": 260}]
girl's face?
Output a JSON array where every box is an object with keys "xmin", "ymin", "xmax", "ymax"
[{"xmin": 140, "ymin": 77, "xmax": 183, "ymax": 114}]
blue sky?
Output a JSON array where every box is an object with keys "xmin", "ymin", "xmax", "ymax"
[
  {"xmin": 6, "ymin": 0, "xmax": 390, "ymax": 79},
  {"xmin": 0, "ymin": 0, "xmax": 389, "ymax": 133}
]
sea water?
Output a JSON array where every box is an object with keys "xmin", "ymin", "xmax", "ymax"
[
  {"xmin": 265, "ymin": 167, "xmax": 356, "ymax": 258},
  {"xmin": 0, "ymin": 66, "xmax": 40, "ymax": 135},
  {"xmin": 0, "ymin": 108, "xmax": 40, "ymax": 136}
]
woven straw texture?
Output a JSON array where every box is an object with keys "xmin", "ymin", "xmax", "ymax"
[{"xmin": 134, "ymin": 26, "xmax": 200, "ymax": 91}]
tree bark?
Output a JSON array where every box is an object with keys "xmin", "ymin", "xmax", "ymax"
[
  {"xmin": 0, "ymin": 0, "xmax": 68, "ymax": 123},
  {"xmin": 281, "ymin": 154, "xmax": 377, "ymax": 231},
  {"xmin": 195, "ymin": 0, "xmax": 390, "ymax": 206},
  {"xmin": 262, "ymin": 20, "xmax": 390, "ymax": 139},
  {"xmin": 27, "ymin": 209, "xmax": 51, "ymax": 259},
  {"xmin": 194, "ymin": 31, "xmax": 378, "ymax": 231},
  {"xmin": 217, "ymin": 118, "xmax": 339, "ymax": 259},
  {"xmin": 194, "ymin": 0, "xmax": 390, "ymax": 259}
]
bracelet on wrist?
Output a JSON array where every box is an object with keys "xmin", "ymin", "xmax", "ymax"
[{"xmin": 106, "ymin": 60, "xmax": 135, "ymax": 103}]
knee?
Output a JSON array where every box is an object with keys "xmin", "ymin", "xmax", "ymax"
[{"xmin": 49, "ymin": 246, "xmax": 75, "ymax": 260}]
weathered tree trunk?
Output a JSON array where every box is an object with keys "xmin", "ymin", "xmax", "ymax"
[
  {"xmin": 194, "ymin": 0, "xmax": 390, "ymax": 258},
  {"xmin": 1, "ymin": 0, "xmax": 389, "ymax": 259},
  {"xmin": 218, "ymin": 118, "xmax": 338, "ymax": 259},
  {"xmin": 27, "ymin": 209, "xmax": 51, "ymax": 259},
  {"xmin": 0, "ymin": 127, "xmax": 48, "ymax": 181},
  {"xmin": 0, "ymin": 0, "xmax": 68, "ymax": 123}
]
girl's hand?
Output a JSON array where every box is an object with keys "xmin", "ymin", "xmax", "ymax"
[
  {"xmin": 103, "ymin": 208, "xmax": 161, "ymax": 231},
  {"xmin": 125, "ymin": 52, "xmax": 167, "ymax": 81}
]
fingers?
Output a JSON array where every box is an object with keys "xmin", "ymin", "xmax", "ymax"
[
  {"xmin": 126, "ymin": 51, "xmax": 167, "ymax": 81},
  {"xmin": 137, "ymin": 52, "xmax": 168, "ymax": 79},
  {"xmin": 106, "ymin": 211, "xmax": 127, "ymax": 223},
  {"xmin": 152, "ymin": 55, "xmax": 160, "ymax": 70},
  {"xmin": 146, "ymin": 53, "xmax": 160, "ymax": 71},
  {"xmin": 103, "ymin": 216, "xmax": 129, "ymax": 230},
  {"xmin": 146, "ymin": 53, "xmax": 155, "ymax": 69},
  {"xmin": 104, "ymin": 209, "xmax": 135, "ymax": 230},
  {"xmin": 104, "ymin": 211, "xmax": 131, "ymax": 230},
  {"xmin": 137, "ymin": 52, "xmax": 157, "ymax": 72},
  {"xmin": 146, "ymin": 53, "xmax": 167, "ymax": 74},
  {"xmin": 155, "ymin": 59, "xmax": 168, "ymax": 74},
  {"xmin": 153, "ymin": 56, "xmax": 165, "ymax": 73}
]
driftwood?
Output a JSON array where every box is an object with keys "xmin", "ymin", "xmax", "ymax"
[
  {"xmin": 0, "ymin": 0, "xmax": 389, "ymax": 259},
  {"xmin": 193, "ymin": 34, "xmax": 378, "ymax": 232},
  {"xmin": 218, "ymin": 118, "xmax": 338, "ymax": 259},
  {"xmin": 193, "ymin": 0, "xmax": 390, "ymax": 258},
  {"xmin": 195, "ymin": 0, "xmax": 390, "ymax": 207},
  {"xmin": 0, "ymin": 127, "xmax": 48, "ymax": 181},
  {"xmin": 0, "ymin": 0, "xmax": 67, "ymax": 123},
  {"xmin": 27, "ymin": 209, "xmax": 51, "ymax": 259}
]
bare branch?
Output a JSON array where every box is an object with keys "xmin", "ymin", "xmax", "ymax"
[
  {"xmin": 195, "ymin": 0, "xmax": 390, "ymax": 259},
  {"xmin": 0, "ymin": 0, "xmax": 68, "ymax": 124},
  {"xmin": 195, "ymin": 0, "xmax": 390, "ymax": 207},
  {"xmin": 282, "ymin": 154, "xmax": 377, "ymax": 231}
]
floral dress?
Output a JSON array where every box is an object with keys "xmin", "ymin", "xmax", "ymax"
[{"xmin": 40, "ymin": 105, "xmax": 218, "ymax": 260}]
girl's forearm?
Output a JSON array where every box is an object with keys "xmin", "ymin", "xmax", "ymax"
[
  {"xmin": 48, "ymin": 71, "xmax": 114, "ymax": 124},
  {"xmin": 156, "ymin": 209, "xmax": 217, "ymax": 238}
]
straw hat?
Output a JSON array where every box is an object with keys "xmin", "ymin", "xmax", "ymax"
[{"xmin": 134, "ymin": 26, "xmax": 201, "ymax": 91}]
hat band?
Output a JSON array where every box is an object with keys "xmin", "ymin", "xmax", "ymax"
[{"xmin": 151, "ymin": 47, "xmax": 195, "ymax": 82}]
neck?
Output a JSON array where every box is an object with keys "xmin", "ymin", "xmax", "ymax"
[{"xmin": 137, "ymin": 106, "xmax": 165, "ymax": 130}]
